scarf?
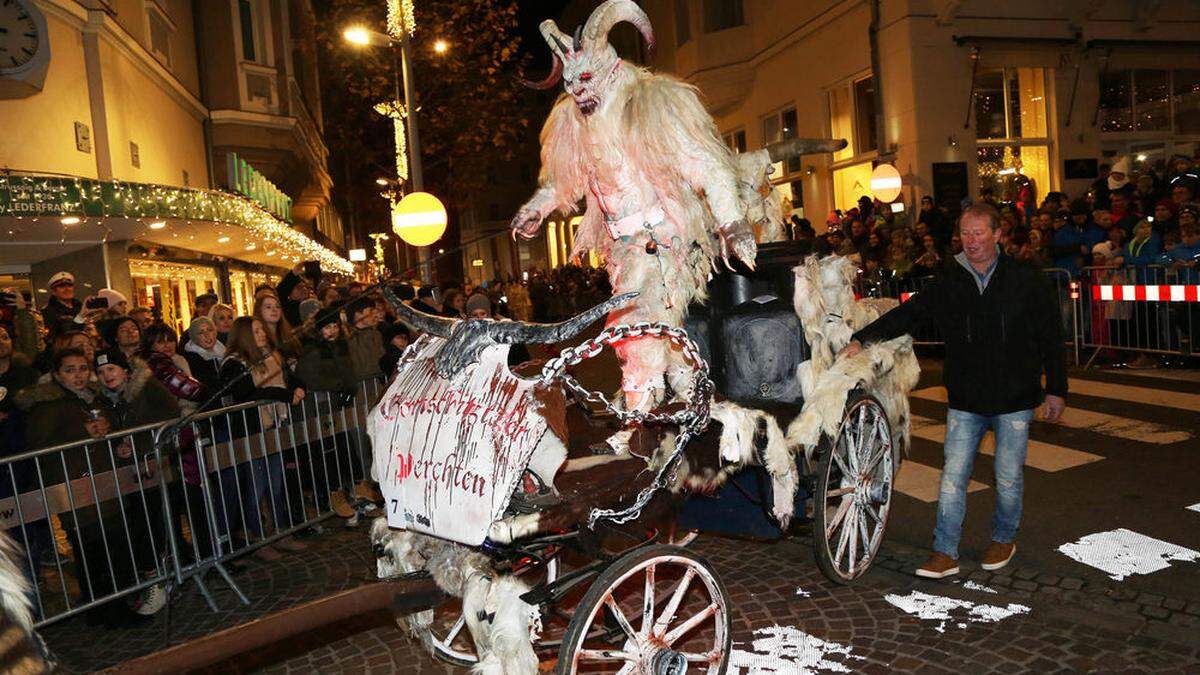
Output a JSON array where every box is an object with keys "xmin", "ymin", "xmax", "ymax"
[{"xmin": 184, "ymin": 339, "xmax": 226, "ymax": 362}]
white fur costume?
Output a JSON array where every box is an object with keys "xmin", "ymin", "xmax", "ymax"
[{"xmin": 513, "ymin": 0, "xmax": 755, "ymax": 415}]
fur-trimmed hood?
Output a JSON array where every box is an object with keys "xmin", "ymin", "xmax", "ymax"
[
  {"xmin": 106, "ymin": 357, "xmax": 156, "ymax": 404},
  {"xmin": 14, "ymin": 379, "xmax": 98, "ymax": 412}
]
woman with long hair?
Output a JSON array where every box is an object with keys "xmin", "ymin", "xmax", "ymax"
[
  {"xmin": 207, "ymin": 303, "xmax": 235, "ymax": 344},
  {"xmin": 253, "ymin": 295, "xmax": 300, "ymax": 361},
  {"xmin": 218, "ymin": 317, "xmax": 307, "ymax": 561}
]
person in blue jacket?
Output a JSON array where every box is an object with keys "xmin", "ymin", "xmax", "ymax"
[
  {"xmin": 1167, "ymin": 222, "xmax": 1200, "ymax": 284},
  {"xmin": 1112, "ymin": 219, "xmax": 1162, "ymax": 285},
  {"xmin": 1048, "ymin": 209, "xmax": 1086, "ymax": 278}
]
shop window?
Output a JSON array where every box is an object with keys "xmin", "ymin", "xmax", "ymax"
[
  {"xmin": 1175, "ymin": 70, "xmax": 1200, "ymax": 135},
  {"xmin": 977, "ymin": 145, "xmax": 1052, "ymax": 206},
  {"xmin": 1101, "ymin": 69, "xmax": 1200, "ymax": 135},
  {"xmin": 853, "ymin": 77, "xmax": 878, "ymax": 154},
  {"xmin": 763, "ymin": 107, "xmax": 800, "ymax": 175},
  {"xmin": 832, "ymin": 162, "xmax": 873, "ymax": 212},
  {"xmin": 675, "ymin": 0, "xmax": 690, "ymax": 46},
  {"xmin": 974, "ymin": 68, "xmax": 1048, "ymax": 140},
  {"xmin": 703, "ymin": 0, "xmax": 743, "ymax": 33},
  {"xmin": 723, "ymin": 129, "xmax": 746, "ymax": 154}
]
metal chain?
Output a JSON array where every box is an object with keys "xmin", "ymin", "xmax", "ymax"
[{"xmin": 538, "ymin": 322, "xmax": 714, "ymax": 528}]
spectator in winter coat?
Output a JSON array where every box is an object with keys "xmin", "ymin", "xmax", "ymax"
[
  {"xmin": 254, "ymin": 295, "xmax": 300, "ymax": 361},
  {"xmin": 1167, "ymin": 223, "xmax": 1200, "ymax": 284},
  {"xmin": 218, "ymin": 317, "xmax": 307, "ymax": 562},
  {"xmin": 39, "ymin": 272, "xmax": 83, "ymax": 338},
  {"xmin": 182, "ymin": 317, "xmax": 225, "ymax": 397},
  {"xmin": 208, "ymin": 304, "xmax": 235, "ymax": 345},
  {"xmin": 1048, "ymin": 211, "xmax": 1086, "ymax": 278},
  {"xmin": 344, "ymin": 299, "xmax": 384, "ymax": 381},
  {"xmin": 139, "ymin": 323, "xmax": 205, "ymax": 409},
  {"xmin": 104, "ymin": 316, "xmax": 142, "ymax": 361},
  {"xmin": 1112, "ymin": 219, "xmax": 1163, "ymax": 283},
  {"xmin": 276, "ymin": 262, "xmax": 319, "ymax": 329}
]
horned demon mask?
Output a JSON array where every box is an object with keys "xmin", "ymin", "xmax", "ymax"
[{"xmin": 522, "ymin": 0, "xmax": 655, "ymax": 116}]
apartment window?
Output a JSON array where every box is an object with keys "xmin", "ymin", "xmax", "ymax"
[
  {"xmin": 722, "ymin": 129, "xmax": 746, "ymax": 154},
  {"xmin": 828, "ymin": 75, "xmax": 877, "ymax": 163},
  {"xmin": 703, "ymin": 0, "xmax": 743, "ymax": 33},
  {"xmin": 974, "ymin": 67, "xmax": 1051, "ymax": 203},
  {"xmin": 239, "ymin": 0, "xmax": 258, "ymax": 62},
  {"xmin": 762, "ymin": 107, "xmax": 800, "ymax": 175},
  {"xmin": 1100, "ymin": 69, "xmax": 1200, "ymax": 135},
  {"xmin": 675, "ymin": 0, "xmax": 691, "ymax": 46},
  {"xmin": 147, "ymin": 4, "xmax": 173, "ymax": 65}
]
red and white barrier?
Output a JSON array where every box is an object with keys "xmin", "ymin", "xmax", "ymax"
[{"xmin": 1091, "ymin": 284, "xmax": 1200, "ymax": 302}]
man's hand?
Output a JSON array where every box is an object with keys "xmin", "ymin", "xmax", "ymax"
[
  {"xmin": 718, "ymin": 219, "xmax": 757, "ymax": 271},
  {"xmin": 510, "ymin": 207, "xmax": 543, "ymax": 240},
  {"xmin": 1041, "ymin": 394, "xmax": 1066, "ymax": 422},
  {"xmin": 838, "ymin": 339, "xmax": 863, "ymax": 359},
  {"xmin": 292, "ymin": 388, "xmax": 306, "ymax": 405}
]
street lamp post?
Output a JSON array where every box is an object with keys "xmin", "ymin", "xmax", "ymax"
[{"xmin": 344, "ymin": 25, "xmax": 436, "ymax": 281}]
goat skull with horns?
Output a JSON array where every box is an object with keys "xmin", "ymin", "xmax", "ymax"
[{"xmin": 384, "ymin": 287, "xmax": 638, "ymax": 379}]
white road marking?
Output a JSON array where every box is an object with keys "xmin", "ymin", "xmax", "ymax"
[
  {"xmin": 912, "ymin": 387, "xmax": 1193, "ymax": 445},
  {"xmin": 1057, "ymin": 528, "xmax": 1200, "ymax": 581},
  {"xmin": 894, "ymin": 459, "xmax": 987, "ymax": 503},
  {"xmin": 728, "ymin": 625, "xmax": 863, "ymax": 674},
  {"xmin": 910, "ymin": 415, "xmax": 1103, "ymax": 473},
  {"xmin": 884, "ymin": 590, "xmax": 1030, "ymax": 633},
  {"xmin": 1066, "ymin": 378, "xmax": 1200, "ymax": 412}
]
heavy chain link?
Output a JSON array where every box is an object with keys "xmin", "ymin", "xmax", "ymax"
[
  {"xmin": 538, "ymin": 323, "xmax": 714, "ymax": 528},
  {"xmin": 539, "ymin": 322, "xmax": 712, "ymax": 433}
]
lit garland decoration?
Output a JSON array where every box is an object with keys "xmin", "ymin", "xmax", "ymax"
[
  {"xmin": 374, "ymin": 100, "xmax": 409, "ymax": 183},
  {"xmin": 387, "ymin": 0, "xmax": 416, "ymax": 39},
  {"xmin": 128, "ymin": 259, "xmax": 220, "ymax": 284},
  {"xmin": 0, "ymin": 172, "xmax": 354, "ymax": 275},
  {"xmin": 368, "ymin": 232, "xmax": 390, "ymax": 276}
]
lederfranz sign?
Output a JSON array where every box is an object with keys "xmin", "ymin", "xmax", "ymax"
[{"xmin": 226, "ymin": 153, "xmax": 293, "ymax": 223}]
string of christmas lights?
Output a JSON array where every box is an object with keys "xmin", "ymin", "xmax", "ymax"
[
  {"xmin": 0, "ymin": 172, "xmax": 354, "ymax": 275},
  {"xmin": 387, "ymin": 0, "xmax": 416, "ymax": 39},
  {"xmin": 374, "ymin": 99, "xmax": 409, "ymax": 182}
]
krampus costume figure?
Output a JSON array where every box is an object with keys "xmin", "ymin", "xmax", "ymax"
[{"xmin": 513, "ymin": 0, "xmax": 754, "ymax": 453}]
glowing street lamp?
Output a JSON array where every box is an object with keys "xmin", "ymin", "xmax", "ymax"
[{"xmin": 433, "ymin": 39, "xmax": 448, "ymax": 54}]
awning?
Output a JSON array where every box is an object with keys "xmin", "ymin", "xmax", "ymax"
[{"xmin": 0, "ymin": 172, "xmax": 353, "ymax": 275}]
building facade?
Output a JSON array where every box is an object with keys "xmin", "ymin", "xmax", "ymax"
[
  {"xmin": 638, "ymin": 0, "xmax": 1200, "ymax": 227},
  {"xmin": 0, "ymin": 0, "xmax": 348, "ymax": 331}
]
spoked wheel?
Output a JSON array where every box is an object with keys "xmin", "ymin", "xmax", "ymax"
[
  {"xmin": 421, "ymin": 554, "xmax": 559, "ymax": 666},
  {"xmin": 661, "ymin": 522, "xmax": 700, "ymax": 548},
  {"xmin": 813, "ymin": 391, "xmax": 895, "ymax": 584},
  {"xmin": 559, "ymin": 544, "xmax": 731, "ymax": 674}
]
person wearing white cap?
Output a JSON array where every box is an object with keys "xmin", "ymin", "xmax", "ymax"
[
  {"xmin": 96, "ymin": 288, "xmax": 129, "ymax": 316},
  {"xmin": 40, "ymin": 271, "xmax": 81, "ymax": 338},
  {"xmin": 1107, "ymin": 156, "xmax": 1131, "ymax": 192}
]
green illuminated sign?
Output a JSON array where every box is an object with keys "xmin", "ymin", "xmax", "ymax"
[{"xmin": 226, "ymin": 152, "xmax": 292, "ymax": 223}]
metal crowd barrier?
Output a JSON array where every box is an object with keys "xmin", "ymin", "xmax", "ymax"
[
  {"xmin": 856, "ymin": 266, "xmax": 1080, "ymax": 364},
  {"xmin": 1078, "ymin": 264, "xmax": 1199, "ymax": 365},
  {"xmin": 2, "ymin": 375, "xmax": 387, "ymax": 629}
]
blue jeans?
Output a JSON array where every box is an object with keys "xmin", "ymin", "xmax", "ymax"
[{"xmin": 935, "ymin": 408, "xmax": 1034, "ymax": 559}]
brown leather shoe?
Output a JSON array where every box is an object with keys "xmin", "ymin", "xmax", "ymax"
[
  {"xmin": 981, "ymin": 541, "xmax": 1016, "ymax": 571},
  {"xmin": 915, "ymin": 552, "xmax": 960, "ymax": 579}
]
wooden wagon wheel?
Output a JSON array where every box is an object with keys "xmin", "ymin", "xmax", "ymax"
[
  {"xmin": 557, "ymin": 544, "xmax": 731, "ymax": 674},
  {"xmin": 812, "ymin": 391, "xmax": 895, "ymax": 584}
]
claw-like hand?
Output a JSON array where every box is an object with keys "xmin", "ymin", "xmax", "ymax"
[
  {"xmin": 510, "ymin": 207, "xmax": 544, "ymax": 241},
  {"xmin": 718, "ymin": 219, "xmax": 757, "ymax": 272}
]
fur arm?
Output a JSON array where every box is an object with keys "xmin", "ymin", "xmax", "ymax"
[
  {"xmin": 624, "ymin": 75, "xmax": 743, "ymax": 227},
  {"xmin": 529, "ymin": 96, "xmax": 588, "ymax": 218}
]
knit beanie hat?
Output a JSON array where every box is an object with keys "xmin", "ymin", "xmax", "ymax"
[
  {"xmin": 465, "ymin": 293, "xmax": 492, "ymax": 317},
  {"xmin": 95, "ymin": 347, "xmax": 130, "ymax": 371}
]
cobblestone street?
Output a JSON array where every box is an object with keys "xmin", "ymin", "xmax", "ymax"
[{"xmin": 46, "ymin": 520, "xmax": 1200, "ymax": 674}]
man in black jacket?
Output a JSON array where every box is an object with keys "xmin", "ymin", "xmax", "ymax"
[
  {"xmin": 841, "ymin": 203, "xmax": 1067, "ymax": 579},
  {"xmin": 40, "ymin": 271, "xmax": 83, "ymax": 338}
]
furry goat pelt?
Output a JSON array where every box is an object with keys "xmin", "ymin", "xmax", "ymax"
[
  {"xmin": 786, "ymin": 337, "xmax": 920, "ymax": 463},
  {"xmin": 0, "ymin": 531, "xmax": 51, "ymax": 673},
  {"xmin": 371, "ymin": 519, "xmax": 539, "ymax": 673},
  {"xmin": 698, "ymin": 401, "xmax": 798, "ymax": 526}
]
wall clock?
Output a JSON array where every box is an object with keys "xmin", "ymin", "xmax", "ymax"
[{"xmin": 0, "ymin": 0, "xmax": 50, "ymax": 98}]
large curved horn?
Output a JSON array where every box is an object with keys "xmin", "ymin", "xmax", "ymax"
[
  {"xmin": 493, "ymin": 292, "xmax": 638, "ymax": 345},
  {"xmin": 539, "ymin": 20, "xmax": 572, "ymax": 60},
  {"xmin": 519, "ymin": 56, "xmax": 562, "ymax": 90},
  {"xmin": 581, "ymin": 0, "xmax": 655, "ymax": 55},
  {"xmin": 765, "ymin": 138, "xmax": 849, "ymax": 163},
  {"xmin": 383, "ymin": 286, "xmax": 456, "ymax": 339}
]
